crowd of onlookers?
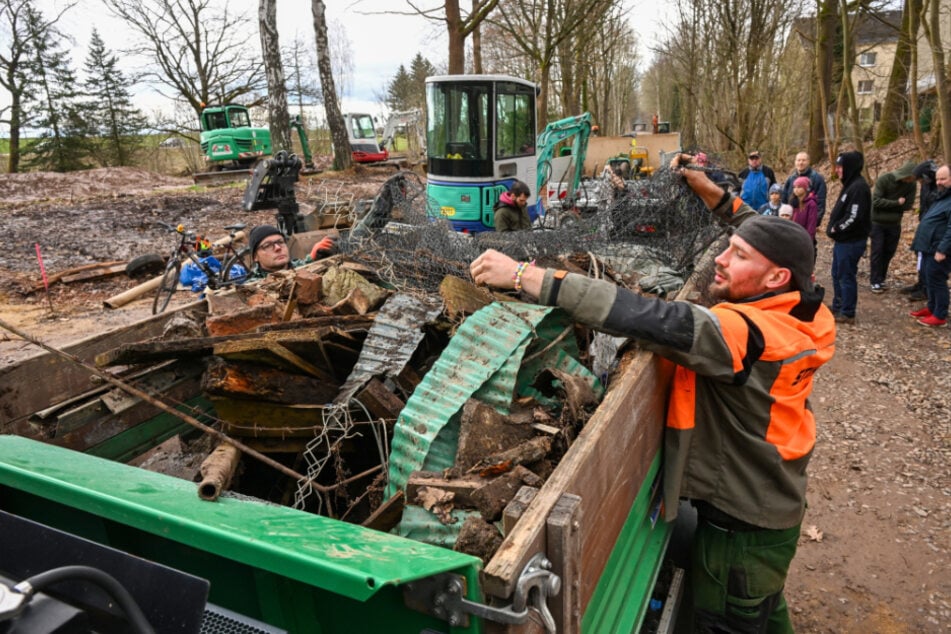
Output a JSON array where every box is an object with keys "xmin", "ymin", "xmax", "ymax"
[{"xmin": 736, "ymin": 150, "xmax": 950, "ymax": 328}]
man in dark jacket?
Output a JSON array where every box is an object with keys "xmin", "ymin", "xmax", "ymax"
[
  {"xmin": 245, "ymin": 225, "xmax": 335, "ymax": 281},
  {"xmin": 471, "ymin": 153, "xmax": 835, "ymax": 633},
  {"xmin": 825, "ymin": 150, "xmax": 872, "ymax": 324},
  {"xmin": 869, "ymin": 160, "xmax": 917, "ymax": 292},
  {"xmin": 493, "ymin": 180, "xmax": 532, "ymax": 232},
  {"xmin": 908, "ymin": 164, "xmax": 951, "ymax": 326},
  {"xmin": 781, "ymin": 151, "xmax": 828, "ymax": 226},
  {"xmin": 901, "ymin": 160, "xmax": 939, "ymax": 300}
]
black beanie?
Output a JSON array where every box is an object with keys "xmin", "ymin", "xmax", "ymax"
[
  {"xmin": 248, "ymin": 225, "xmax": 283, "ymax": 255},
  {"xmin": 734, "ymin": 215, "xmax": 815, "ymax": 292}
]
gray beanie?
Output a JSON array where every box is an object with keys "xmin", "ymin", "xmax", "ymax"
[
  {"xmin": 734, "ymin": 215, "xmax": 815, "ymax": 292},
  {"xmin": 248, "ymin": 225, "xmax": 283, "ymax": 255}
]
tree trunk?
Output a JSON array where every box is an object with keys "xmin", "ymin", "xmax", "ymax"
[
  {"xmin": 874, "ymin": 0, "xmax": 914, "ymax": 147},
  {"xmin": 446, "ymin": 0, "xmax": 466, "ymax": 73},
  {"xmin": 259, "ymin": 0, "xmax": 292, "ymax": 152},
  {"xmin": 909, "ymin": 0, "xmax": 927, "ymax": 156},
  {"xmin": 311, "ymin": 0, "xmax": 351, "ymax": 170},
  {"xmin": 7, "ymin": 93, "xmax": 22, "ymax": 173},
  {"xmin": 922, "ymin": 0, "xmax": 951, "ymax": 159},
  {"xmin": 811, "ymin": 0, "xmax": 837, "ymax": 163},
  {"xmin": 471, "ymin": 0, "xmax": 482, "ymax": 73}
]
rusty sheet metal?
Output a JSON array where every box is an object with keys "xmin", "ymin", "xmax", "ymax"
[{"xmin": 334, "ymin": 292, "xmax": 444, "ymax": 406}]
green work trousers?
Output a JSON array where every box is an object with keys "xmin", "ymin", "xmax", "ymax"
[{"xmin": 691, "ymin": 518, "xmax": 800, "ymax": 633}]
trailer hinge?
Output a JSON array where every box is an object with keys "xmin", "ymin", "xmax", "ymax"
[{"xmin": 404, "ymin": 553, "xmax": 561, "ymax": 632}]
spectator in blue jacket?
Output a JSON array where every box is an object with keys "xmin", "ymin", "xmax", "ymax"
[
  {"xmin": 908, "ymin": 164, "xmax": 951, "ymax": 327},
  {"xmin": 739, "ymin": 151, "xmax": 776, "ymax": 210}
]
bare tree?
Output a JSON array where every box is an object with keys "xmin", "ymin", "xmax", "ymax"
[
  {"xmin": 490, "ymin": 0, "xmax": 616, "ymax": 127},
  {"xmin": 284, "ymin": 34, "xmax": 321, "ymax": 125},
  {"xmin": 101, "ymin": 0, "xmax": 266, "ymax": 119},
  {"xmin": 259, "ymin": 0, "xmax": 291, "ymax": 151},
  {"xmin": 920, "ymin": 0, "xmax": 950, "ymax": 158},
  {"xmin": 0, "ymin": 0, "xmax": 73, "ymax": 173},
  {"xmin": 312, "ymin": 0, "xmax": 350, "ymax": 170},
  {"xmin": 874, "ymin": 0, "xmax": 916, "ymax": 146},
  {"xmin": 406, "ymin": 0, "xmax": 500, "ymax": 73}
]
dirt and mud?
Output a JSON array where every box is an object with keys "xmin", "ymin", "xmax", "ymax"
[{"xmin": 0, "ymin": 161, "xmax": 948, "ymax": 632}]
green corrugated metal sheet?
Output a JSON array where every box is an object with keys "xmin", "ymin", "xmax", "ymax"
[{"xmin": 386, "ymin": 302, "xmax": 604, "ymax": 546}]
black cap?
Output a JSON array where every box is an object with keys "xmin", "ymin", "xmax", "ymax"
[
  {"xmin": 248, "ymin": 225, "xmax": 283, "ymax": 255},
  {"xmin": 734, "ymin": 215, "xmax": 815, "ymax": 292}
]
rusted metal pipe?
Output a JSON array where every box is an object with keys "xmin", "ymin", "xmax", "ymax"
[{"xmin": 197, "ymin": 442, "xmax": 241, "ymax": 501}]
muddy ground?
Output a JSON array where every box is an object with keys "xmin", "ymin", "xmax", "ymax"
[{"xmin": 0, "ymin": 162, "xmax": 948, "ymax": 632}]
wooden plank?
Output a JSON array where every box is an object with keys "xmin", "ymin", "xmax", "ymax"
[
  {"xmin": 502, "ymin": 486, "xmax": 538, "ymax": 536},
  {"xmin": 61, "ymin": 263, "xmax": 128, "ymax": 284},
  {"xmin": 97, "ymin": 326, "xmax": 340, "ymax": 368},
  {"xmin": 362, "ymin": 490, "xmax": 404, "ymax": 532},
  {"xmin": 0, "ymin": 301, "xmax": 207, "ymax": 428},
  {"xmin": 210, "ymin": 398, "xmax": 326, "ymax": 437},
  {"xmin": 482, "ymin": 349, "xmax": 671, "ymax": 603},
  {"xmin": 213, "ymin": 340, "xmax": 335, "ymax": 382},
  {"xmin": 50, "ymin": 370, "xmax": 204, "ymax": 453},
  {"xmin": 30, "ymin": 260, "xmax": 126, "ymax": 292},
  {"xmin": 547, "ymin": 493, "xmax": 582, "ymax": 634},
  {"xmin": 405, "ymin": 473, "xmax": 485, "ymax": 508}
]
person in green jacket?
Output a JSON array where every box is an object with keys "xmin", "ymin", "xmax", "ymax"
[{"xmin": 869, "ymin": 160, "xmax": 917, "ymax": 292}]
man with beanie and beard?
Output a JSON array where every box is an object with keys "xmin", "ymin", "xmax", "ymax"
[
  {"xmin": 245, "ymin": 225, "xmax": 336, "ymax": 281},
  {"xmin": 825, "ymin": 150, "xmax": 872, "ymax": 324},
  {"xmin": 470, "ymin": 153, "xmax": 835, "ymax": 633}
]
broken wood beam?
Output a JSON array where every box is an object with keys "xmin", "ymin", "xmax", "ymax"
[
  {"xmin": 353, "ymin": 378, "xmax": 405, "ymax": 421},
  {"xmin": 61, "ymin": 263, "xmax": 128, "ymax": 285},
  {"xmin": 202, "ymin": 359, "xmax": 339, "ymax": 404},
  {"xmin": 362, "ymin": 490, "xmax": 404, "ymax": 532}
]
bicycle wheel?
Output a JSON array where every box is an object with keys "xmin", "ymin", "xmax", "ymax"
[
  {"xmin": 221, "ymin": 247, "xmax": 251, "ymax": 284},
  {"xmin": 152, "ymin": 259, "xmax": 182, "ymax": 314}
]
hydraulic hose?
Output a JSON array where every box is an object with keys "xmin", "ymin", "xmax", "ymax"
[{"xmin": 14, "ymin": 565, "xmax": 155, "ymax": 634}]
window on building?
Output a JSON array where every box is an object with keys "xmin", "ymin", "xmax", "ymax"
[
  {"xmin": 857, "ymin": 80, "xmax": 874, "ymax": 94},
  {"xmin": 859, "ymin": 52, "xmax": 877, "ymax": 66}
]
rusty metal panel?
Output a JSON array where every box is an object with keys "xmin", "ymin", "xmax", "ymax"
[{"xmin": 334, "ymin": 292, "xmax": 444, "ymax": 406}]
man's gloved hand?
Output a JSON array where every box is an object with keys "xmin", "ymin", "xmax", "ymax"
[{"xmin": 310, "ymin": 235, "xmax": 337, "ymax": 259}]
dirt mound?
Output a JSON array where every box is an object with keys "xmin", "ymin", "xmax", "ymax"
[{"xmin": 0, "ymin": 167, "xmax": 193, "ymax": 206}]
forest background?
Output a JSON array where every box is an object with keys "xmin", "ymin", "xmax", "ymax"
[{"xmin": 0, "ymin": 0, "xmax": 948, "ymax": 176}]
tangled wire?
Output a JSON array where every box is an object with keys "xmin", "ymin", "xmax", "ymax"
[{"xmin": 338, "ymin": 163, "xmax": 731, "ymax": 297}]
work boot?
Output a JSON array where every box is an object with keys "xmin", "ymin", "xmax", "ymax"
[
  {"xmin": 834, "ymin": 314, "xmax": 855, "ymax": 325},
  {"xmin": 908, "ymin": 289, "xmax": 927, "ymax": 302},
  {"xmin": 899, "ymin": 283, "xmax": 921, "ymax": 294}
]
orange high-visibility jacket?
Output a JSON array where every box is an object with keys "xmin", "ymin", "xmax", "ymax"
[{"xmin": 538, "ymin": 197, "xmax": 836, "ymax": 529}]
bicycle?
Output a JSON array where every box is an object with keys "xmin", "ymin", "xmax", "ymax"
[{"xmin": 152, "ymin": 222, "xmax": 252, "ymax": 314}]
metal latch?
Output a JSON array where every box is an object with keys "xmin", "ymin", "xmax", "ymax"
[{"xmin": 404, "ymin": 553, "xmax": 562, "ymax": 632}]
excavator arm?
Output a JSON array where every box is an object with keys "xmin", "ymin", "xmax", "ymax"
[{"xmin": 534, "ymin": 113, "xmax": 593, "ymax": 214}]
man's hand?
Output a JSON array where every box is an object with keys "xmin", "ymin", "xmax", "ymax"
[
  {"xmin": 936, "ymin": 252, "xmax": 946, "ymax": 263},
  {"xmin": 470, "ymin": 249, "xmax": 545, "ymax": 298},
  {"xmin": 310, "ymin": 235, "xmax": 336, "ymax": 259},
  {"xmin": 669, "ymin": 153, "xmax": 725, "ymax": 209}
]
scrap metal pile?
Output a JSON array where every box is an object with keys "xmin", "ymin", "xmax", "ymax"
[{"xmin": 79, "ymin": 164, "xmax": 733, "ymax": 562}]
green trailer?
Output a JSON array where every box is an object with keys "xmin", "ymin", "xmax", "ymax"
[{"xmin": 0, "ymin": 297, "xmax": 683, "ymax": 633}]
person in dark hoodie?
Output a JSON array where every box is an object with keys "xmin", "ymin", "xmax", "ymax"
[
  {"xmin": 826, "ymin": 150, "xmax": 872, "ymax": 324},
  {"xmin": 869, "ymin": 160, "xmax": 918, "ymax": 293},
  {"xmin": 493, "ymin": 180, "xmax": 532, "ymax": 232}
]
